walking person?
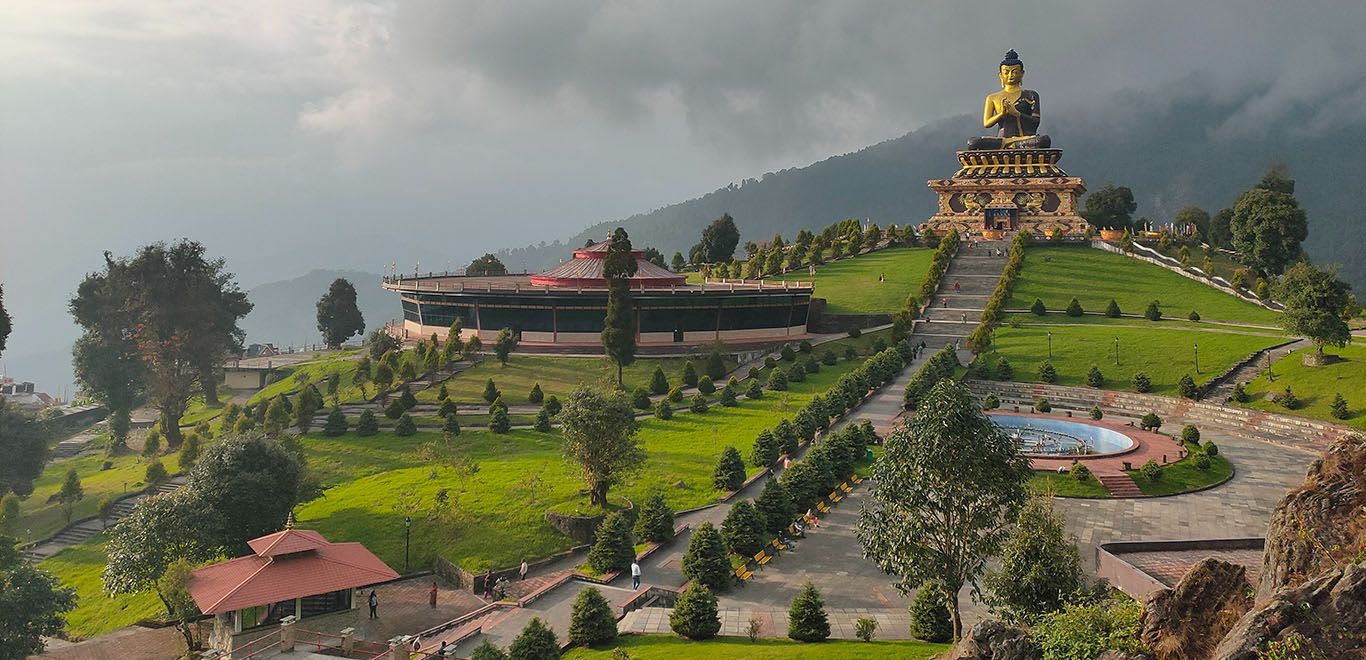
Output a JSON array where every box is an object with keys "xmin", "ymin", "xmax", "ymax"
[
  {"xmin": 953, "ymin": 281, "xmax": 961, "ymax": 293},
  {"xmin": 631, "ymin": 560, "xmax": 642, "ymax": 590},
  {"xmin": 429, "ymin": 581, "xmax": 438, "ymax": 608},
  {"xmin": 367, "ymin": 590, "xmax": 378, "ymax": 619},
  {"xmin": 481, "ymin": 569, "xmax": 493, "ymax": 600},
  {"xmin": 519, "ymin": 559, "xmax": 528, "ymax": 581}
]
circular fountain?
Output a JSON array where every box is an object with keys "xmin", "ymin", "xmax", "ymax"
[{"xmin": 989, "ymin": 414, "xmax": 1136, "ymax": 458}]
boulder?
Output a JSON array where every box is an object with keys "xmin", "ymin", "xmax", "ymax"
[
  {"xmin": 1139, "ymin": 558, "xmax": 1254, "ymax": 660},
  {"xmin": 1212, "ymin": 562, "xmax": 1366, "ymax": 659},
  {"xmin": 948, "ymin": 620, "xmax": 1040, "ymax": 660},
  {"xmin": 1257, "ymin": 434, "xmax": 1365, "ymax": 600}
]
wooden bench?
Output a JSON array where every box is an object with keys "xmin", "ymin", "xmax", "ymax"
[
  {"xmin": 733, "ymin": 564, "xmax": 754, "ymax": 584},
  {"xmin": 753, "ymin": 549, "xmax": 772, "ymax": 568},
  {"xmin": 815, "ymin": 502, "xmax": 831, "ymax": 514},
  {"xmin": 838, "ymin": 483, "xmax": 853, "ymax": 493}
]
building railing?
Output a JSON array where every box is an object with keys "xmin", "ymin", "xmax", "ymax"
[{"xmin": 381, "ymin": 273, "xmax": 813, "ymax": 295}]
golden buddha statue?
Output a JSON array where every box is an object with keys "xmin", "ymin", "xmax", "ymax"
[{"xmin": 966, "ymin": 50, "xmax": 1051, "ymax": 150}]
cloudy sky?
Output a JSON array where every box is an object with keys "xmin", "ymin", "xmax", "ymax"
[{"xmin": 3, "ymin": 1, "xmax": 1365, "ymax": 385}]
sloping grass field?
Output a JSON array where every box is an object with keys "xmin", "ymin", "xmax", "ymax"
[
  {"xmin": 1237, "ymin": 343, "xmax": 1366, "ymax": 430},
  {"xmin": 1007, "ymin": 246, "xmax": 1281, "ymax": 326},
  {"xmin": 772, "ymin": 247, "xmax": 934, "ymax": 315},
  {"xmin": 562, "ymin": 635, "xmax": 951, "ymax": 659},
  {"xmin": 38, "ymin": 540, "xmax": 164, "ymax": 640},
  {"xmin": 417, "ymin": 355, "xmax": 732, "ymax": 405}
]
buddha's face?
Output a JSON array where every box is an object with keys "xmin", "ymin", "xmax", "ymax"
[{"xmin": 999, "ymin": 64, "xmax": 1023, "ymax": 87}]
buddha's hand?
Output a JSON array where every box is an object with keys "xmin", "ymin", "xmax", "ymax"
[{"xmin": 1001, "ymin": 100, "xmax": 1019, "ymax": 116}]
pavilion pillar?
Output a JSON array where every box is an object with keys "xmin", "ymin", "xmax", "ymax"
[
  {"xmin": 388, "ymin": 636, "xmax": 412, "ymax": 660},
  {"xmin": 340, "ymin": 627, "xmax": 356, "ymax": 655},
  {"xmin": 280, "ymin": 615, "xmax": 298, "ymax": 652}
]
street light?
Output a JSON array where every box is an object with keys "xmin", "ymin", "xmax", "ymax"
[
  {"xmin": 1194, "ymin": 343, "xmax": 1200, "ymax": 374},
  {"xmin": 404, "ymin": 516, "xmax": 412, "ymax": 573},
  {"xmin": 1114, "ymin": 337, "xmax": 1120, "ymax": 366},
  {"xmin": 1047, "ymin": 331, "xmax": 1053, "ymax": 360}
]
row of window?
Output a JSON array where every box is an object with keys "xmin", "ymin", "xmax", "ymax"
[{"xmin": 402, "ymin": 299, "xmax": 809, "ymax": 333}]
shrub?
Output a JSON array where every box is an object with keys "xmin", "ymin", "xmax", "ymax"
[
  {"xmin": 1105, "ymin": 299, "xmax": 1122, "ymax": 318},
  {"xmin": 748, "ymin": 367, "xmax": 760, "ymax": 381},
  {"xmin": 356, "ymin": 410, "xmax": 379, "ymax": 436},
  {"xmin": 690, "ymin": 394, "xmax": 708, "ymax": 413},
  {"xmin": 718, "ymin": 386, "xmax": 738, "ymax": 407},
  {"xmin": 1331, "ymin": 393, "xmax": 1350, "ymax": 420},
  {"xmin": 144, "ymin": 460, "xmax": 168, "ymax": 487},
  {"xmin": 488, "ymin": 404, "xmax": 511, "ymax": 434},
  {"xmin": 799, "ymin": 339, "xmax": 813, "ymax": 353},
  {"xmin": 544, "ymin": 395, "xmax": 563, "ymax": 416},
  {"xmin": 774, "ymin": 419, "xmax": 799, "ymax": 455},
  {"xmin": 1038, "ymin": 361, "xmax": 1058, "ymax": 384},
  {"xmin": 1065, "ymin": 298, "xmax": 1084, "ymax": 317},
  {"xmin": 682, "ymin": 361, "xmax": 699, "ymax": 387},
  {"xmin": 803, "ymin": 357, "xmax": 819, "ymax": 374},
  {"xmin": 764, "ymin": 356, "xmax": 777, "ymax": 369},
  {"xmin": 1132, "ymin": 372, "xmax": 1152, "ymax": 393},
  {"xmin": 1280, "ymin": 387, "xmax": 1300, "ymax": 410},
  {"xmin": 781, "ymin": 344, "xmax": 796, "ymax": 361},
  {"xmin": 697, "ymin": 378, "xmax": 716, "ymax": 395},
  {"xmin": 667, "ymin": 387, "xmax": 684, "ymax": 403},
  {"xmin": 178, "ymin": 434, "xmax": 200, "ymax": 471},
  {"xmin": 653, "ymin": 400, "xmax": 673, "ymax": 420},
  {"xmin": 1089, "ymin": 406, "xmax": 1103, "ymax": 420},
  {"xmin": 323, "ymin": 407, "xmax": 348, "ymax": 437},
  {"xmin": 1069, "ymin": 461, "xmax": 1092, "ymax": 482},
  {"xmin": 384, "ymin": 399, "xmax": 405, "ymax": 420},
  {"xmin": 755, "ymin": 478, "xmax": 795, "ymax": 536},
  {"xmin": 508, "ymin": 617, "xmax": 559, "ymax": 660},
  {"xmin": 821, "ymin": 350, "xmax": 837, "ymax": 366},
  {"xmin": 995, "ymin": 357, "xmax": 1014, "ymax": 380},
  {"xmin": 854, "ymin": 616, "xmax": 878, "ymax": 643},
  {"xmin": 1144, "ymin": 300, "xmax": 1162, "ymax": 321},
  {"xmin": 1031, "ymin": 298, "xmax": 1047, "ymax": 315},
  {"xmin": 1086, "ymin": 365, "xmax": 1105, "ymax": 388},
  {"xmin": 787, "ymin": 582, "xmax": 830, "ymax": 642},
  {"xmin": 1140, "ymin": 459, "xmax": 1163, "ymax": 482},
  {"xmin": 631, "ymin": 386, "xmax": 652, "ymax": 410},
  {"xmin": 1180, "ymin": 425, "xmax": 1201, "ymax": 445},
  {"xmin": 1231, "ymin": 382, "xmax": 1249, "ymax": 403},
  {"xmin": 634, "ymin": 492, "xmax": 675, "ymax": 544},
  {"xmin": 745, "ymin": 380, "xmax": 763, "ymax": 400},
  {"xmin": 528, "ymin": 382, "xmax": 544, "ymax": 404},
  {"xmin": 1194, "ymin": 453, "xmax": 1212, "ymax": 471},
  {"xmin": 1031, "ymin": 599, "xmax": 1143, "ymax": 658},
  {"xmin": 649, "ymin": 367, "xmax": 670, "ymax": 395},
  {"xmin": 871, "ymin": 338, "xmax": 887, "ymax": 353},
  {"xmin": 399, "ymin": 385, "xmax": 418, "ymax": 410},
  {"xmin": 1034, "ymin": 397, "xmax": 1052, "ymax": 413},
  {"xmin": 533, "ymin": 409, "xmax": 552, "ymax": 433},
  {"xmin": 712, "ymin": 446, "xmax": 746, "ymax": 492},
  {"xmin": 1140, "ymin": 412, "xmax": 1162, "ymax": 431},
  {"xmin": 1202, "ymin": 440, "xmax": 1219, "ymax": 456},
  {"xmin": 670, "ymin": 584, "xmax": 721, "ymax": 640},
  {"xmin": 847, "ymin": 327, "xmax": 862, "ymax": 338},
  {"xmin": 443, "ymin": 412, "xmax": 461, "ymax": 436},
  {"xmin": 767, "ymin": 368, "xmax": 789, "ymax": 391},
  {"xmin": 750, "ymin": 429, "xmax": 781, "ymax": 467},
  {"xmin": 568, "ymin": 587, "xmax": 617, "ymax": 647},
  {"xmin": 681, "ymin": 522, "xmax": 730, "ymax": 592},
  {"xmin": 705, "ymin": 350, "xmax": 726, "ymax": 380},
  {"xmin": 395, "ymin": 413, "xmax": 417, "ymax": 436},
  {"xmin": 1178, "ymin": 374, "xmax": 1199, "ymax": 399},
  {"xmin": 469, "ymin": 641, "xmax": 507, "ymax": 660},
  {"xmin": 439, "ymin": 398, "xmax": 458, "ymax": 418},
  {"xmin": 720, "ymin": 500, "xmax": 767, "ymax": 557},
  {"xmin": 786, "ymin": 364, "xmax": 806, "ymax": 383},
  {"xmin": 588, "ymin": 511, "xmax": 634, "ymax": 574},
  {"xmin": 909, "ymin": 583, "xmax": 952, "ymax": 643},
  {"xmin": 844, "ymin": 345, "xmax": 858, "ymax": 360},
  {"xmin": 1188, "ymin": 310, "xmax": 1201, "ymax": 322},
  {"xmin": 1256, "ymin": 278, "xmax": 1269, "ymax": 299},
  {"xmin": 983, "ymin": 393, "xmax": 1000, "ymax": 410}
]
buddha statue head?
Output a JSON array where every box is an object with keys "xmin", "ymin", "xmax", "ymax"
[{"xmin": 998, "ymin": 49, "xmax": 1023, "ymax": 88}]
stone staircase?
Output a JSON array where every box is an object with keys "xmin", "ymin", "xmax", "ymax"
[
  {"xmin": 1203, "ymin": 339, "xmax": 1310, "ymax": 403},
  {"xmin": 1096, "ymin": 473, "xmax": 1144, "ymax": 498},
  {"xmin": 21, "ymin": 477, "xmax": 186, "ymax": 562},
  {"xmin": 909, "ymin": 240, "xmax": 1009, "ymax": 355}
]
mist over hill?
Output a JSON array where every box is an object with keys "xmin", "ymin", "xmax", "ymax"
[
  {"xmin": 239, "ymin": 269, "xmax": 390, "ymax": 350},
  {"xmin": 495, "ymin": 81, "xmax": 1366, "ymax": 293}
]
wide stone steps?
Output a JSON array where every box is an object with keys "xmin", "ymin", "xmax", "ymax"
[
  {"xmin": 924, "ymin": 308, "xmax": 983, "ymax": 322},
  {"xmin": 1097, "ymin": 473, "xmax": 1144, "ymax": 497}
]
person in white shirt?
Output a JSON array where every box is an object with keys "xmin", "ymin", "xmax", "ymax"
[{"xmin": 630, "ymin": 561, "xmax": 642, "ymax": 589}]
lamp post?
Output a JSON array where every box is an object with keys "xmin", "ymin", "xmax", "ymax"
[
  {"xmin": 1114, "ymin": 337, "xmax": 1120, "ymax": 366},
  {"xmin": 1047, "ymin": 331, "xmax": 1053, "ymax": 360},
  {"xmin": 404, "ymin": 516, "xmax": 412, "ymax": 573},
  {"xmin": 1194, "ymin": 343, "xmax": 1200, "ymax": 374}
]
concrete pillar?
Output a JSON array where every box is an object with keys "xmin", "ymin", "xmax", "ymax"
[
  {"xmin": 388, "ymin": 636, "xmax": 411, "ymax": 660},
  {"xmin": 340, "ymin": 627, "xmax": 355, "ymax": 655},
  {"xmin": 280, "ymin": 615, "xmax": 298, "ymax": 652}
]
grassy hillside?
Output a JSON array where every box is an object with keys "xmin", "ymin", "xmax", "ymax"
[
  {"xmin": 417, "ymin": 355, "xmax": 730, "ymax": 405},
  {"xmin": 562, "ymin": 635, "xmax": 950, "ymax": 659},
  {"xmin": 1237, "ymin": 343, "xmax": 1366, "ymax": 430},
  {"xmin": 771, "ymin": 247, "xmax": 933, "ymax": 315},
  {"xmin": 1008, "ymin": 246, "xmax": 1281, "ymax": 326}
]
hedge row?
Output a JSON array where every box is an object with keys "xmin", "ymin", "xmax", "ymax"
[
  {"xmin": 919, "ymin": 229, "xmax": 962, "ymax": 302},
  {"xmin": 967, "ymin": 232, "xmax": 1029, "ymax": 353},
  {"xmin": 902, "ymin": 344, "xmax": 962, "ymax": 410}
]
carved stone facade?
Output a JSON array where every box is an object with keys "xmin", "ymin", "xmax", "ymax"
[{"xmin": 926, "ymin": 149, "xmax": 1088, "ymax": 236}]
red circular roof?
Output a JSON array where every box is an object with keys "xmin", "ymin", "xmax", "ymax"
[{"xmin": 529, "ymin": 241, "xmax": 687, "ymax": 287}]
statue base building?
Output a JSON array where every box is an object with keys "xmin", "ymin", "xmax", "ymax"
[{"xmin": 926, "ymin": 148, "xmax": 1087, "ymax": 237}]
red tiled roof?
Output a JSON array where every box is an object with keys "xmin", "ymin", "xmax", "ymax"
[
  {"xmin": 530, "ymin": 242, "xmax": 686, "ymax": 287},
  {"xmin": 188, "ymin": 530, "xmax": 398, "ymax": 615}
]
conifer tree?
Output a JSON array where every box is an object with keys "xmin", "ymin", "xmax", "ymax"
[
  {"xmin": 507, "ymin": 617, "xmax": 558, "ymax": 660},
  {"xmin": 755, "ymin": 478, "xmax": 795, "ymax": 536},
  {"xmin": 682, "ymin": 361, "xmax": 699, "ymax": 387},
  {"xmin": 787, "ymin": 582, "xmax": 831, "ymax": 642},
  {"xmin": 568, "ymin": 587, "xmax": 618, "ymax": 647},
  {"xmin": 528, "ymin": 382, "xmax": 543, "ymax": 404},
  {"xmin": 634, "ymin": 492, "xmax": 674, "ymax": 543},
  {"xmin": 681, "ymin": 522, "xmax": 730, "ymax": 592},
  {"xmin": 443, "ymin": 412, "xmax": 461, "ymax": 436},
  {"xmin": 653, "ymin": 399, "xmax": 673, "ymax": 420},
  {"xmin": 720, "ymin": 500, "xmax": 768, "ymax": 557},
  {"xmin": 750, "ymin": 429, "xmax": 781, "ymax": 467},
  {"xmin": 712, "ymin": 446, "xmax": 746, "ymax": 492},
  {"xmin": 356, "ymin": 409, "xmax": 379, "ymax": 436},
  {"xmin": 909, "ymin": 583, "xmax": 953, "ymax": 643},
  {"xmin": 669, "ymin": 584, "xmax": 721, "ymax": 640},
  {"xmin": 395, "ymin": 413, "xmax": 416, "ymax": 436},
  {"xmin": 649, "ymin": 367, "xmax": 670, "ymax": 395},
  {"xmin": 705, "ymin": 350, "xmax": 726, "ymax": 380},
  {"xmin": 601, "ymin": 228, "xmax": 638, "ymax": 387},
  {"xmin": 587, "ymin": 511, "xmax": 634, "ymax": 574},
  {"xmin": 323, "ymin": 407, "xmax": 348, "ymax": 436},
  {"xmin": 483, "ymin": 378, "xmax": 500, "ymax": 403}
]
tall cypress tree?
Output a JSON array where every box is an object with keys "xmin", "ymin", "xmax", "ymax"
[{"xmin": 601, "ymin": 228, "xmax": 638, "ymax": 387}]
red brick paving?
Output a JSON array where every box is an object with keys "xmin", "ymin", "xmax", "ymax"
[{"xmin": 1122, "ymin": 548, "xmax": 1264, "ymax": 587}]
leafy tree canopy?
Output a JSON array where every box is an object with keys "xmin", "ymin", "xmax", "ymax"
[
  {"xmin": 0, "ymin": 537, "xmax": 77, "ymax": 659},
  {"xmin": 691, "ymin": 213, "xmax": 741, "ymax": 263},
  {"xmin": 558, "ymin": 387, "xmax": 643, "ymax": 507},
  {"xmin": 466, "ymin": 253, "xmax": 508, "ymax": 276},
  {"xmin": 1229, "ymin": 168, "xmax": 1308, "ymax": 276},
  {"xmin": 315, "ymin": 278, "xmax": 366, "ymax": 349},
  {"xmin": 1275, "ymin": 262, "xmax": 1353, "ymax": 355},
  {"xmin": 1081, "ymin": 183, "xmax": 1137, "ymax": 230}
]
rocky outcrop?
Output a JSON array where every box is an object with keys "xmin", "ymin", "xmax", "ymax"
[
  {"xmin": 1212, "ymin": 562, "xmax": 1366, "ymax": 659},
  {"xmin": 948, "ymin": 620, "xmax": 1040, "ymax": 660},
  {"xmin": 1139, "ymin": 558, "xmax": 1254, "ymax": 660},
  {"xmin": 1257, "ymin": 434, "xmax": 1365, "ymax": 599}
]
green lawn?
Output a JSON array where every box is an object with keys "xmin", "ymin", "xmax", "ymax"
[
  {"xmin": 39, "ymin": 539, "xmax": 164, "ymax": 640},
  {"xmin": 418, "ymin": 355, "xmax": 731, "ymax": 405},
  {"xmin": 297, "ymin": 355, "xmax": 869, "ymax": 572},
  {"xmin": 14, "ymin": 447, "xmax": 185, "ymax": 542},
  {"xmin": 245, "ymin": 350, "xmax": 369, "ymax": 408},
  {"xmin": 1008, "ymin": 246, "xmax": 1281, "ymax": 326},
  {"xmin": 1126, "ymin": 444, "xmax": 1233, "ymax": 496},
  {"xmin": 562, "ymin": 635, "xmax": 950, "ymax": 659},
  {"xmin": 985, "ymin": 320, "xmax": 1287, "ymax": 395},
  {"xmin": 1029, "ymin": 470, "xmax": 1110, "ymax": 497},
  {"xmin": 771, "ymin": 247, "xmax": 934, "ymax": 315},
  {"xmin": 1238, "ymin": 343, "xmax": 1366, "ymax": 430}
]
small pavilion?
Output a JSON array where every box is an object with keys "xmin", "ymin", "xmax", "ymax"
[{"xmin": 188, "ymin": 528, "xmax": 398, "ymax": 650}]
